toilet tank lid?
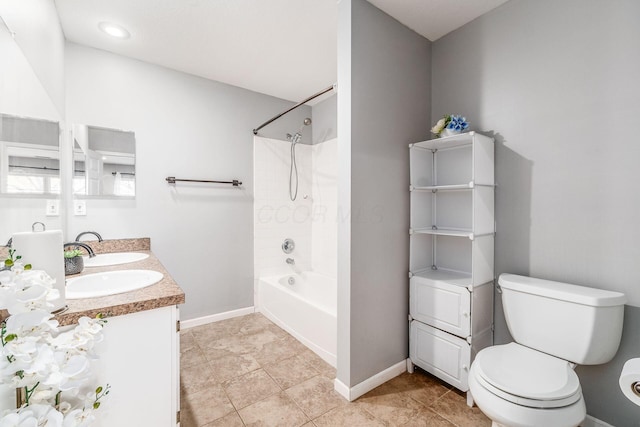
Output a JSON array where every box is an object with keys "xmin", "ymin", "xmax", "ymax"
[{"xmin": 499, "ymin": 274, "xmax": 627, "ymax": 307}]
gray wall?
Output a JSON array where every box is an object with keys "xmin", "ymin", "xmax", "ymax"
[
  {"xmin": 312, "ymin": 94, "xmax": 337, "ymax": 144},
  {"xmin": 431, "ymin": 0, "xmax": 640, "ymax": 424},
  {"xmin": 65, "ymin": 43, "xmax": 311, "ymax": 321},
  {"xmin": 337, "ymin": 0, "xmax": 431, "ymax": 387}
]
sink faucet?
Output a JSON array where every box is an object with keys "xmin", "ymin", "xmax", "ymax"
[
  {"xmin": 64, "ymin": 242, "xmax": 96, "ymax": 258},
  {"xmin": 75, "ymin": 231, "xmax": 103, "ymax": 242},
  {"xmin": 4, "ymin": 238, "xmax": 11, "ymax": 248},
  {"xmin": 286, "ymin": 258, "xmax": 295, "ymax": 265}
]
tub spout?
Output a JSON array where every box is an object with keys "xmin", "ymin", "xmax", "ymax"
[{"xmin": 286, "ymin": 258, "xmax": 295, "ymax": 265}]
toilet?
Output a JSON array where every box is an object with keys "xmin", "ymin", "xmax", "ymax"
[{"xmin": 469, "ymin": 274, "xmax": 626, "ymax": 427}]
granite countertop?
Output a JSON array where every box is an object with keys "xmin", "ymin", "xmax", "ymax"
[{"xmin": 56, "ymin": 238, "xmax": 185, "ymax": 326}]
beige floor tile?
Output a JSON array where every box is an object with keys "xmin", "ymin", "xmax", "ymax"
[
  {"xmin": 190, "ymin": 321, "xmax": 236, "ymax": 344},
  {"xmin": 202, "ymin": 411, "xmax": 245, "ymax": 427},
  {"xmin": 401, "ymin": 407, "xmax": 456, "ymax": 427},
  {"xmin": 356, "ymin": 381, "xmax": 428, "ymax": 426},
  {"xmin": 181, "ymin": 345, "xmax": 207, "ymax": 369},
  {"xmin": 280, "ymin": 334, "xmax": 311, "ymax": 353},
  {"xmin": 238, "ymin": 313, "xmax": 276, "ymax": 335},
  {"xmin": 238, "ymin": 392, "xmax": 310, "ymax": 427},
  {"xmin": 263, "ymin": 322, "xmax": 293, "ymax": 339},
  {"xmin": 264, "ymin": 355, "xmax": 320, "ymax": 389},
  {"xmin": 224, "ymin": 369, "xmax": 281, "ymax": 410},
  {"xmin": 180, "ymin": 331, "xmax": 197, "ymax": 353},
  {"xmin": 431, "ymin": 390, "xmax": 491, "ymax": 427},
  {"xmin": 285, "ymin": 375, "xmax": 347, "ymax": 419},
  {"xmin": 180, "ymin": 361, "xmax": 217, "ymax": 394},
  {"xmin": 389, "ymin": 371, "xmax": 451, "ymax": 407},
  {"xmin": 180, "ymin": 384, "xmax": 235, "ymax": 426},
  {"xmin": 252, "ymin": 338, "xmax": 300, "ymax": 366},
  {"xmin": 200, "ymin": 335, "xmax": 249, "ymax": 360},
  {"xmin": 297, "ymin": 348, "xmax": 336, "ymax": 379},
  {"xmin": 209, "ymin": 352, "xmax": 261, "ymax": 382},
  {"xmin": 313, "ymin": 404, "xmax": 385, "ymax": 427},
  {"xmin": 203, "ymin": 328, "xmax": 280, "ymax": 357}
]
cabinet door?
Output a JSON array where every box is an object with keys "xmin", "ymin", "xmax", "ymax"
[
  {"xmin": 410, "ymin": 276, "xmax": 471, "ymax": 337},
  {"xmin": 91, "ymin": 306, "xmax": 179, "ymax": 427},
  {"xmin": 410, "ymin": 321, "xmax": 471, "ymax": 391}
]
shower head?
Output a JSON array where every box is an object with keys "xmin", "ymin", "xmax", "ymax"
[{"xmin": 288, "ymin": 118, "xmax": 312, "ymax": 143}]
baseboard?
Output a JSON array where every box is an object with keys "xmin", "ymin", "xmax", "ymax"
[
  {"xmin": 581, "ymin": 415, "xmax": 614, "ymax": 427},
  {"xmin": 333, "ymin": 360, "xmax": 406, "ymax": 401},
  {"xmin": 180, "ymin": 306, "xmax": 255, "ymax": 329}
]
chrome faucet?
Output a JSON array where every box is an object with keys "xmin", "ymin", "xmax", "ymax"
[
  {"xmin": 64, "ymin": 242, "xmax": 96, "ymax": 258},
  {"xmin": 286, "ymin": 258, "xmax": 295, "ymax": 265},
  {"xmin": 75, "ymin": 231, "xmax": 103, "ymax": 242}
]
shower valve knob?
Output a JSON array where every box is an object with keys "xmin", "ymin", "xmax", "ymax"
[{"xmin": 282, "ymin": 238, "xmax": 295, "ymax": 254}]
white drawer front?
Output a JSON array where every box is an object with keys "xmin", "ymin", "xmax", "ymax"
[
  {"xmin": 410, "ymin": 321, "xmax": 470, "ymax": 391},
  {"xmin": 410, "ymin": 276, "xmax": 471, "ymax": 337}
]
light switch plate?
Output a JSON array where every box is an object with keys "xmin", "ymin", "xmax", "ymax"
[
  {"xmin": 73, "ymin": 200, "xmax": 87, "ymax": 216},
  {"xmin": 45, "ymin": 199, "xmax": 59, "ymax": 216}
]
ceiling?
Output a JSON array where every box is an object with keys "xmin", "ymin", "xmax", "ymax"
[{"xmin": 54, "ymin": 0, "xmax": 509, "ymax": 103}]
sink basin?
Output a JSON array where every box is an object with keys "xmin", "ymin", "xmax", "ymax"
[
  {"xmin": 83, "ymin": 252, "xmax": 149, "ymax": 267},
  {"xmin": 66, "ymin": 270, "xmax": 163, "ymax": 299}
]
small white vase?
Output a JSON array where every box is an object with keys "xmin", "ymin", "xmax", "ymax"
[{"xmin": 440, "ymin": 128, "xmax": 461, "ymax": 137}]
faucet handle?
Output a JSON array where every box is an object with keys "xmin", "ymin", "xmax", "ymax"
[{"xmin": 282, "ymin": 238, "xmax": 295, "ymax": 254}]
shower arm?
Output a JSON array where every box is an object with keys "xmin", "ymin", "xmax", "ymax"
[{"xmin": 252, "ymin": 84, "xmax": 335, "ymax": 135}]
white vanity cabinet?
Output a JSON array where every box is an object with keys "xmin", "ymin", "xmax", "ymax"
[
  {"xmin": 408, "ymin": 131, "xmax": 494, "ymax": 395},
  {"xmin": 0, "ymin": 305, "xmax": 180, "ymax": 425},
  {"xmin": 91, "ymin": 305, "xmax": 180, "ymax": 427}
]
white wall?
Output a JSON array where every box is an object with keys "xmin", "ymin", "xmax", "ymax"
[
  {"xmin": 253, "ymin": 136, "xmax": 337, "ymax": 282},
  {"xmin": 0, "ymin": 0, "xmax": 65, "ymax": 115},
  {"xmin": 311, "ymin": 139, "xmax": 337, "ymax": 277},
  {"xmin": 65, "ymin": 43, "xmax": 312, "ymax": 320},
  {"xmin": 254, "ymin": 136, "xmax": 313, "ymax": 279},
  {"xmin": 431, "ymin": 1, "xmax": 640, "ymax": 424}
]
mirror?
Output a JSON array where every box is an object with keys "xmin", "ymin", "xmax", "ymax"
[
  {"xmin": 72, "ymin": 124, "xmax": 136, "ymax": 197},
  {"xmin": 0, "ymin": 114, "xmax": 60, "ymax": 195}
]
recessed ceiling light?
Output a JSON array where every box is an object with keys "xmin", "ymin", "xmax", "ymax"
[{"xmin": 98, "ymin": 22, "xmax": 130, "ymax": 39}]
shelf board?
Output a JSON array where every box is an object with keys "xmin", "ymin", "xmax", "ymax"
[
  {"xmin": 411, "ymin": 131, "xmax": 476, "ymax": 150},
  {"xmin": 411, "ymin": 227, "xmax": 473, "ymax": 239},
  {"xmin": 410, "ymin": 268, "xmax": 472, "ymax": 288},
  {"xmin": 411, "ymin": 183, "xmax": 473, "ymax": 191}
]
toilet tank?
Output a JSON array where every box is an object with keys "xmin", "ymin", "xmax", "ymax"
[{"xmin": 499, "ymin": 274, "xmax": 626, "ymax": 365}]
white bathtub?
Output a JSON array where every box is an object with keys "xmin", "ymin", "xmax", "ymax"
[{"xmin": 258, "ymin": 271, "xmax": 336, "ymax": 367}]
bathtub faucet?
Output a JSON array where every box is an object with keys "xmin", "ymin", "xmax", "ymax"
[{"xmin": 286, "ymin": 258, "xmax": 295, "ymax": 265}]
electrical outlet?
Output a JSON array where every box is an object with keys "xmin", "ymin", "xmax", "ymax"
[
  {"xmin": 73, "ymin": 200, "xmax": 87, "ymax": 216},
  {"xmin": 45, "ymin": 200, "xmax": 59, "ymax": 216}
]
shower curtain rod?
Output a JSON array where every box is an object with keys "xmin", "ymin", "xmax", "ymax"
[{"xmin": 252, "ymin": 84, "xmax": 335, "ymax": 135}]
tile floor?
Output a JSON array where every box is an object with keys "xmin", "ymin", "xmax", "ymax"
[{"xmin": 180, "ymin": 313, "xmax": 490, "ymax": 426}]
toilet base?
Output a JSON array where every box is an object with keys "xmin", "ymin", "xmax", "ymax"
[{"xmin": 469, "ymin": 368, "xmax": 586, "ymax": 427}]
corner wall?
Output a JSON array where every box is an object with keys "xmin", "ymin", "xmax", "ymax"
[
  {"xmin": 431, "ymin": 1, "xmax": 640, "ymax": 424},
  {"xmin": 337, "ymin": 0, "xmax": 431, "ymax": 389}
]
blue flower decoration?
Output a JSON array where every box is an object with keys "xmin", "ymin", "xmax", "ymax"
[{"xmin": 446, "ymin": 115, "xmax": 469, "ymax": 132}]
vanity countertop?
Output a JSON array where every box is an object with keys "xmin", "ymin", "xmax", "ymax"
[{"xmin": 57, "ymin": 238, "xmax": 185, "ymax": 326}]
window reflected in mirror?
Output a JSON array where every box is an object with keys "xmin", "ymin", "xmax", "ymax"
[
  {"xmin": 73, "ymin": 124, "xmax": 135, "ymax": 197},
  {"xmin": 0, "ymin": 113, "xmax": 60, "ymax": 195}
]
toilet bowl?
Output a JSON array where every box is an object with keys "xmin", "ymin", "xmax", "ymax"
[
  {"xmin": 468, "ymin": 274, "xmax": 626, "ymax": 427},
  {"xmin": 469, "ymin": 343, "xmax": 586, "ymax": 427}
]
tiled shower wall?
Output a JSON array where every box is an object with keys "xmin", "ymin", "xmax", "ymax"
[{"xmin": 254, "ymin": 136, "xmax": 337, "ymax": 282}]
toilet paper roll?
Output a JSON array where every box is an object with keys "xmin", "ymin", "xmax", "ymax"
[
  {"xmin": 12, "ymin": 230, "xmax": 66, "ymax": 312},
  {"xmin": 619, "ymin": 358, "xmax": 640, "ymax": 406}
]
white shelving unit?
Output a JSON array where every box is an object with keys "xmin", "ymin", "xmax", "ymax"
[{"xmin": 407, "ymin": 131, "xmax": 495, "ymax": 404}]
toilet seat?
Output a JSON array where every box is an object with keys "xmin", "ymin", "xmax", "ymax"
[{"xmin": 473, "ymin": 343, "xmax": 582, "ymax": 409}]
